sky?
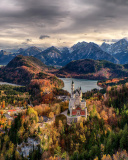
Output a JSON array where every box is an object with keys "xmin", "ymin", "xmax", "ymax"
[{"xmin": 0, "ymin": 0, "xmax": 128, "ymax": 50}]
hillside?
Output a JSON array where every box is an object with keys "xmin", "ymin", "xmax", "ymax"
[
  {"xmin": 57, "ymin": 59, "xmax": 128, "ymax": 80},
  {"xmin": 0, "ymin": 55, "xmax": 63, "ymax": 87}
]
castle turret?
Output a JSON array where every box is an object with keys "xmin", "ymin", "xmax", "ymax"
[
  {"xmin": 71, "ymin": 81, "xmax": 74, "ymax": 97},
  {"xmin": 80, "ymin": 86, "xmax": 82, "ymax": 101}
]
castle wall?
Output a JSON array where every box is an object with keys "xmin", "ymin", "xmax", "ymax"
[{"xmin": 67, "ymin": 116, "xmax": 86, "ymax": 124}]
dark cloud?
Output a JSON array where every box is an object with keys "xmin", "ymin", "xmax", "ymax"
[
  {"xmin": 102, "ymin": 39, "xmax": 120, "ymax": 43},
  {"xmin": 39, "ymin": 35, "xmax": 50, "ymax": 39},
  {"xmin": 0, "ymin": 0, "xmax": 69, "ymax": 25},
  {"xmin": 26, "ymin": 39, "xmax": 32, "ymax": 42},
  {"xmin": 56, "ymin": 0, "xmax": 128, "ymax": 34},
  {"xmin": 103, "ymin": 0, "xmax": 128, "ymax": 5},
  {"xmin": 0, "ymin": 0, "xmax": 128, "ymax": 49}
]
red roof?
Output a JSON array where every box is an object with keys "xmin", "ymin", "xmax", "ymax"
[
  {"xmin": 72, "ymin": 109, "xmax": 85, "ymax": 116},
  {"xmin": 72, "ymin": 110, "xmax": 77, "ymax": 115},
  {"xmin": 76, "ymin": 107, "xmax": 81, "ymax": 110},
  {"xmin": 80, "ymin": 110, "xmax": 85, "ymax": 115}
]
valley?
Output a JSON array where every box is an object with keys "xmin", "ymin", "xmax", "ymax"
[
  {"xmin": 0, "ymin": 39, "xmax": 128, "ymax": 160},
  {"xmin": 1, "ymin": 0, "xmax": 128, "ymax": 159}
]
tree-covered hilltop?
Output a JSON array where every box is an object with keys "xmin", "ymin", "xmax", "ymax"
[
  {"xmin": 57, "ymin": 59, "xmax": 128, "ymax": 80},
  {"xmin": 0, "ymin": 55, "xmax": 64, "ymax": 104},
  {"xmin": 0, "ymin": 55, "xmax": 61, "ymax": 85}
]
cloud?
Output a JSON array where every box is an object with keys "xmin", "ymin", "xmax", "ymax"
[
  {"xmin": 102, "ymin": 39, "xmax": 120, "ymax": 43},
  {"xmin": 0, "ymin": 0, "xmax": 128, "ymax": 49},
  {"xmin": 102, "ymin": 37, "xmax": 128, "ymax": 44},
  {"xmin": 39, "ymin": 35, "xmax": 50, "ymax": 39},
  {"xmin": 26, "ymin": 39, "xmax": 32, "ymax": 42}
]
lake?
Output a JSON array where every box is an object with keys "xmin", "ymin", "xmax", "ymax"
[
  {"xmin": 0, "ymin": 82, "xmax": 22, "ymax": 87},
  {"xmin": 60, "ymin": 78, "xmax": 101, "ymax": 93}
]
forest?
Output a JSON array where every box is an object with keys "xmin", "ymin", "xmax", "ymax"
[{"xmin": 0, "ymin": 78, "xmax": 128, "ymax": 160}]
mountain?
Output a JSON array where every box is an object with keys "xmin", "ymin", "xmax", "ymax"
[
  {"xmin": 17, "ymin": 46, "xmax": 42, "ymax": 56},
  {"xmin": 0, "ymin": 40, "xmax": 123, "ymax": 66},
  {"xmin": 112, "ymin": 39, "xmax": 128, "ymax": 64},
  {"xmin": 35, "ymin": 46, "xmax": 62, "ymax": 66},
  {"xmin": 0, "ymin": 50, "xmax": 15, "ymax": 65},
  {"xmin": 0, "ymin": 55, "xmax": 63, "ymax": 87},
  {"xmin": 69, "ymin": 42, "xmax": 119, "ymax": 64},
  {"xmin": 60, "ymin": 47, "xmax": 71, "ymax": 65},
  {"xmin": 100, "ymin": 39, "xmax": 128, "ymax": 55},
  {"xmin": 100, "ymin": 39, "xmax": 128, "ymax": 64},
  {"xmin": 0, "ymin": 47, "xmax": 42, "ymax": 65},
  {"xmin": 57, "ymin": 59, "xmax": 128, "ymax": 80},
  {"xmin": 35, "ymin": 42, "xmax": 118, "ymax": 66},
  {"xmin": 71, "ymin": 41, "xmax": 88, "ymax": 51},
  {"xmin": 100, "ymin": 42, "xmax": 111, "ymax": 53},
  {"xmin": 114, "ymin": 52, "xmax": 128, "ymax": 64},
  {"xmin": 110, "ymin": 39, "xmax": 128, "ymax": 55}
]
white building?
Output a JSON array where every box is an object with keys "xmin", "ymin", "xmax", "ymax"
[{"xmin": 69, "ymin": 81, "xmax": 87, "ymax": 118}]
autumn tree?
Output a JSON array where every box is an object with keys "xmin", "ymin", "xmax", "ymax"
[{"xmin": 49, "ymin": 112, "xmax": 54, "ymax": 119}]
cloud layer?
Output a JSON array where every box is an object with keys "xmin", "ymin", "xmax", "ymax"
[{"xmin": 0, "ymin": 0, "xmax": 128, "ymax": 50}]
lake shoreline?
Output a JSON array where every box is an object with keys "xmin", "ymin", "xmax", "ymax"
[
  {"xmin": 59, "ymin": 78, "xmax": 101, "ymax": 93},
  {"xmin": 0, "ymin": 81, "xmax": 23, "ymax": 87}
]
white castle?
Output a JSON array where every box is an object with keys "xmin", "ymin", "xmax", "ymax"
[{"xmin": 69, "ymin": 81, "xmax": 87, "ymax": 118}]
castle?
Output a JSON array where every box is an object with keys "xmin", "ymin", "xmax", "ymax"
[{"xmin": 69, "ymin": 81, "xmax": 87, "ymax": 118}]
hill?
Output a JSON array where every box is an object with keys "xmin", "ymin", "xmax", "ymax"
[
  {"xmin": 57, "ymin": 59, "xmax": 128, "ymax": 80},
  {"xmin": 0, "ymin": 55, "xmax": 63, "ymax": 87}
]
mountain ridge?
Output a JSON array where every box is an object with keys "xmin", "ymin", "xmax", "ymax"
[{"xmin": 1, "ymin": 38, "xmax": 128, "ymax": 66}]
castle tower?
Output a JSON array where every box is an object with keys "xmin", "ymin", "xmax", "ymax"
[
  {"xmin": 80, "ymin": 86, "xmax": 82, "ymax": 101},
  {"xmin": 71, "ymin": 81, "xmax": 74, "ymax": 97}
]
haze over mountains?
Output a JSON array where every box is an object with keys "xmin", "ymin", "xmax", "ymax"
[{"xmin": 1, "ymin": 38, "xmax": 128, "ymax": 66}]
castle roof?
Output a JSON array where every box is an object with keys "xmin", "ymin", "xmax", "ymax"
[{"xmin": 73, "ymin": 88, "xmax": 81, "ymax": 94}]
